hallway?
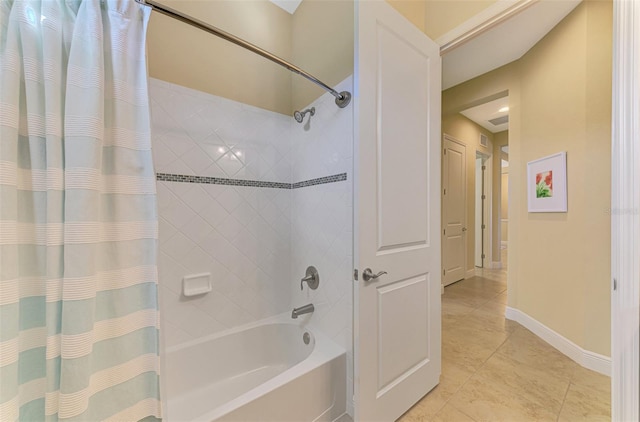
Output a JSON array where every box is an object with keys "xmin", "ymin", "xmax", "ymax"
[{"xmin": 399, "ymin": 269, "xmax": 611, "ymax": 421}]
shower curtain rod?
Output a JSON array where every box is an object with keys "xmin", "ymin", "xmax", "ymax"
[{"xmin": 136, "ymin": 0, "xmax": 352, "ymax": 109}]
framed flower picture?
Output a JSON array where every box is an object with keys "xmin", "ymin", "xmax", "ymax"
[{"xmin": 527, "ymin": 152, "xmax": 567, "ymax": 212}]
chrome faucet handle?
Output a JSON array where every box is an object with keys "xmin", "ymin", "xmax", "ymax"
[{"xmin": 300, "ymin": 266, "xmax": 319, "ymax": 290}]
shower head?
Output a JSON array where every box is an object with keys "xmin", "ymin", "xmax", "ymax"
[{"xmin": 293, "ymin": 107, "xmax": 315, "ymax": 124}]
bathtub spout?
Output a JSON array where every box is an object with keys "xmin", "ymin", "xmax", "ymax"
[{"xmin": 291, "ymin": 303, "xmax": 314, "ymax": 319}]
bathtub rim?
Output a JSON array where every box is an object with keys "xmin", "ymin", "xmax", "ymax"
[
  {"xmin": 163, "ymin": 312, "xmax": 346, "ymax": 421},
  {"xmin": 164, "ymin": 311, "xmax": 314, "ymax": 355}
]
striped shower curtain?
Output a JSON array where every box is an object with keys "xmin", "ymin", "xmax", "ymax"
[{"xmin": 0, "ymin": 0, "xmax": 162, "ymax": 420}]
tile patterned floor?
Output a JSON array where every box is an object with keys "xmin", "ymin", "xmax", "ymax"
[{"xmin": 398, "ymin": 266, "xmax": 611, "ymax": 422}]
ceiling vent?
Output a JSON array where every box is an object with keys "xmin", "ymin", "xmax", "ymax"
[
  {"xmin": 489, "ymin": 116, "xmax": 509, "ymax": 126},
  {"xmin": 480, "ymin": 133, "xmax": 489, "ymax": 148}
]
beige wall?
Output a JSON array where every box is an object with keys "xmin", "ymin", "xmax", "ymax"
[
  {"xmin": 386, "ymin": 0, "xmax": 499, "ymax": 40},
  {"xmin": 443, "ymin": 0, "xmax": 612, "ymax": 356},
  {"xmin": 291, "ymin": 0, "xmax": 354, "ymax": 110},
  {"xmin": 147, "ymin": 0, "xmax": 353, "ymax": 115},
  {"xmin": 583, "ymin": 0, "xmax": 613, "ymax": 355},
  {"xmin": 514, "ymin": 0, "xmax": 612, "ymax": 356},
  {"xmin": 442, "ymin": 114, "xmax": 494, "ymax": 274},
  {"xmin": 147, "ymin": 0, "xmax": 293, "ymax": 115},
  {"xmin": 443, "ymin": 64, "xmax": 515, "ymax": 273}
]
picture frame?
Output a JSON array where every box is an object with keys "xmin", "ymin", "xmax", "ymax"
[{"xmin": 527, "ymin": 151, "xmax": 567, "ymax": 212}]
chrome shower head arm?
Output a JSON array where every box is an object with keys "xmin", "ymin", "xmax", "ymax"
[{"xmin": 293, "ymin": 107, "xmax": 315, "ymax": 124}]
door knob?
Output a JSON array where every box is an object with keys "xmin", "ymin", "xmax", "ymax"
[
  {"xmin": 362, "ymin": 268, "xmax": 387, "ymax": 282},
  {"xmin": 462, "ymin": 227, "xmax": 467, "ymax": 232}
]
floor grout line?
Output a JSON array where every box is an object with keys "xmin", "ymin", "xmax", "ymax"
[{"xmin": 556, "ymin": 381, "xmax": 572, "ymax": 422}]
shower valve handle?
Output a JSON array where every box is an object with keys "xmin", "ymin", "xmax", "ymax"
[{"xmin": 300, "ymin": 266, "xmax": 320, "ymax": 290}]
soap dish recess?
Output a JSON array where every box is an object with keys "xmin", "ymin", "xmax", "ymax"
[{"xmin": 182, "ymin": 273, "xmax": 212, "ymax": 297}]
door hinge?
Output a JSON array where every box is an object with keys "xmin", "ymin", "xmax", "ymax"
[
  {"xmin": 443, "ymin": 188, "xmax": 447, "ymax": 195},
  {"xmin": 482, "ymin": 165, "xmax": 486, "ymax": 170},
  {"xmin": 481, "ymin": 195, "xmax": 486, "ymax": 200},
  {"xmin": 444, "ymin": 149, "xmax": 447, "ymax": 155},
  {"xmin": 613, "ymin": 278, "xmax": 617, "ymax": 291},
  {"xmin": 353, "ymin": 269, "xmax": 359, "ymax": 281},
  {"xmin": 443, "ymin": 229, "xmax": 446, "ymax": 236},
  {"xmin": 481, "ymin": 254, "xmax": 486, "ymax": 259},
  {"xmin": 481, "ymin": 224, "xmax": 486, "ymax": 229},
  {"xmin": 443, "ymin": 269, "xmax": 446, "ymax": 276}
]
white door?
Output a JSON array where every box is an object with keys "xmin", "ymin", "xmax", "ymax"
[
  {"xmin": 354, "ymin": 2, "xmax": 441, "ymax": 421},
  {"xmin": 442, "ymin": 136, "xmax": 466, "ymax": 286}
]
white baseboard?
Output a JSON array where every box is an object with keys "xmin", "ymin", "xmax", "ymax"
[
  {"xmin": 465, "ymin": 269, "xmax": 476, "ymax": 279},
  {"xmin": 491, "ymin": 261, "xmax": 502, "ymax": 269},
  {"xmin": 505, "ymin": 307, "xmax": 611, "ymax": 376}
]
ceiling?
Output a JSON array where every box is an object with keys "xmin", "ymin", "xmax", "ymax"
[
  {"xmin": 443, "ymin": 0, "xmax": 581, "ymax": 133},
  {"xmin": 441, "ymin": 0, "xmax": 581, "ymax": 90},
  {"xmin": 269, "ymin": 0, "xmax": 302, "ymax": 14},
  {"xmin": 460, "ymin": 97, "xmax": 509, "ymax": 133}
]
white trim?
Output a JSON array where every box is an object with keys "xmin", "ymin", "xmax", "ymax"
[
  {"xmin": 443, "ymin": 134, "xmax": 469, "ymax": 285},
  {"xmin": 437, "ymin": 0, "xmax": 533, "ymax": 51},
  {"xmin": 505, "ymin": 307, "xmax": 611, "ymax": 376},
  {"xmin": 483, "ymin": 153, "xmax": 493, "ymax": 269},
  {"xmin": 491, "ymin": 261, "xmax": 502, "ymax": 270},
  {"xmin": 465, "ymin": 269, "xmax": 476, "ymax": 279},
  {"xmin": 611, "ymin": 0, "xmax": 640, "ymax": 419}
]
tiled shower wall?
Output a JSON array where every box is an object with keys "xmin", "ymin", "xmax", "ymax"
[
  {"xmin": 150, "ymin": 79, "xmax": 293, "ymax": 348},
  {"xmin": 290, "ymin": 76, "xmax": 354, "ymax": 414},
  {"xmin": 150, "ymin": 77, "xmax": 354, "ymax": 408}
]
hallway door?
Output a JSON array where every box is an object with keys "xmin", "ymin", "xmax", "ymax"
[
  {"xmin": 354, "ymin": 1, "xmax": 442, "ymax": 421},
  {"xmin": 442, "ymin": 136, "xmax": 466, "ymax": 285}
]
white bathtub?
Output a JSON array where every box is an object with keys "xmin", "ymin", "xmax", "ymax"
[{"xmin": 163, "ymin": 315, "xmax": 346, "ymax": 421}]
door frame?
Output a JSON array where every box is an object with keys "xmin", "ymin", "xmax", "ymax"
[
  {"xmin": 611, "ymin": 0, "xmax": 639, "ymax": 419},
  {"xmin": 474, "ymin": 154, "xmax": 484, "ymax": 268},
  {"xmin": 480, "ymin": 150, "xmax": 493, "ymax": 269},
  {"xmin": 442, "ymin": 134, "xmax": 467, "ymax": 284}
]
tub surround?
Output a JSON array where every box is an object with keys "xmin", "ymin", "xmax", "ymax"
[
  {"xmin": 151, "ymin": 77, "xmax": 353, "ymax": 347},
  {"xmin": 151, "ymin": 76, "xmax": 354, "ymax": 417},
  {"xmin": 290, "ymin": 76, "xmax": 354, "ymax": 416},
  {"xmin": 151, "ymin": 78, "xmax": 293, "ymax": 347}
]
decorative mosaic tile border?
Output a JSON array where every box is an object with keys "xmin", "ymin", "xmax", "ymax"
[
  {"xmin": 156, "ymin": 172, "xmax": 347, "ymax": 190},
  {"xmin": 292, "ymin": 173, "xmax": 347, "ymax": 188}
]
